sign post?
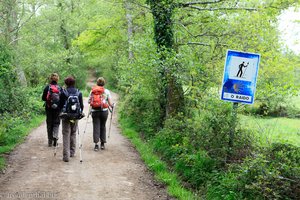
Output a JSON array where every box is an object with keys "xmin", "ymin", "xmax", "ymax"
[{"xmin": 221, "ymin": 50, "xmax": 260, "ymax": 159}]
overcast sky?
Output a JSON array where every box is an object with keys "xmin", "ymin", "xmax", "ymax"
[{"xmin": 278, "ymin": 7, "xmax": 300, "ymax": 54}]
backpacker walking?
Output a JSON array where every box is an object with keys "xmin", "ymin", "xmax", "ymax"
[
  {"xmin": 42, "ymin": 73, "xmax": 62, "ymax": 147},
  {"xmin": 60, "ymin": 76, "xmax": 84, "ymax": 162},
  {"xmin": 89, "ymin": 77, "xmax": 114, "ymax": 151}
]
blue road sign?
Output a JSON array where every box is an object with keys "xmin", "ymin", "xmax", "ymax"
[{"xmin": 221, "ymin": 50, "xmax": 260, "ymax": 104}]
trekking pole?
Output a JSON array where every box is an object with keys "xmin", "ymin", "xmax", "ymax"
[
  {"xmin": 54, "ymin": 140, "xmax": 57, "ymax": 157},
  {"xmin": 79, "ymin": 106, "xmax": 91, "ymax": 163},
  {"xmin": 78, "ymin": 124, "xmax": 82, "ymax": 163},
  {"xmin": 242, "ymin": 62, "xmax": 250, "ymax": 78},
  {"xmin": 108, "ymin": 103, "xmax": 115, "ymax": 139}
]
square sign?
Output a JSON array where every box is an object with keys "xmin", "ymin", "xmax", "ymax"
[{"xmin": 221, "ymin": 50, "xmax": 260, "ymax": 104}]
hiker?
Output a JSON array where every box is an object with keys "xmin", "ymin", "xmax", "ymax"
[
  {"xmin": 42, "ymin": 73, "xmax": 62, "ymax": 147},
  {"xmin": 236, "ymin": 62, "xmax": 245, "ymax": 77},
  {"xmin": 60, "ymin": 76, "xmax": 84, "ymax": 162},
  {"xmin": 89, "ymin": 77, "xmax": 114, "ymax": 151}
]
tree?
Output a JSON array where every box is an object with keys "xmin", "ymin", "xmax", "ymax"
[
  {"xmin": 144, "ymin": 0, "xmax": 300, "ymax": 119},
  {"xmin": 0, "ymin": 0, "xmax": 33, "ymax": 86},
  {"xmin": 147, "ymin": 0, "xmax": 184, "ymax": 119}
]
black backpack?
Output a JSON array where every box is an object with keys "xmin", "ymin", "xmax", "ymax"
[{"xmin": 62, "ymin": 89, "xmax": 82, "ymax": 120}]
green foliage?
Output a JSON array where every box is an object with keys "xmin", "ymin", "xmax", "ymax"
[
  {"xmin": 175, "ymin": 151, "xmax": 216, "ymax": 188},
  {"xmin": 0, "ymin": 43, "xmax": 28, "ymax": 114},
  {"xmin": 0, "ymin": 114, "xmax": 45, "ymax": 170},
  {"xmin": 147, "ymin": 0, "xmax": 175, "ymax": 49},
  {"xmin": 207, "ymin": 143, "xmax": 300, "ymax": 200},
  {"xmin": 120, "ymin": 85, "xmax": 161, "ymax": 138},
  {"xmin": 151, "ymin": 96, "xmax": 255, "ymax": 189},
  {"xmin": 73, "ymin": 0, "xmax": 127, "ymax": 87}
]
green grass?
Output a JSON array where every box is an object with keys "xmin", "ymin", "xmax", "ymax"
[
  {"xmin": 0, "ymin": 114, "xmax": 45, "ymax": 170},
  {"xmin": 119, "ymin": 117, "xmax": 199, "ymax": 200},
  {"xmin": 240, "ymin": 115, "xmax": 300, "ymax": 147}
]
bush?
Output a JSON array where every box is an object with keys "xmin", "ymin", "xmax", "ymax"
[
  {"xmin": 207, "ymin": 143, "xmax": 300, "ymax": 200},
  {"xmin": 250, "ymin": 98, "xmax": 300, "ymax": 118},
  {"xmin": 189, "ymin": 97, "xmax": 255, "ymax": 164},
  {"xmin": 150, "ymin": 96, "xmax": 256, "ymax": 190},
  {"xmin": 120, "ymin": 85, "xmax": 161, "ymax": 138}
]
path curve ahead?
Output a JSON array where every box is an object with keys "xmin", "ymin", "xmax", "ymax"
[{"xmin": 0, "ymin": 93, "xmax": 172, "ymax": 200}]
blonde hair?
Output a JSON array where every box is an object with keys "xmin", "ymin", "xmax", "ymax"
[
  {"xmin": 50, "ymin": 73, "xmax": 59, "ymax": 82},
  {"xmin": 96, "ymin": 77, "xmax": 106, "ymax": 86}
]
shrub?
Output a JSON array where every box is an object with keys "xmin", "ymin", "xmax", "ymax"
[
  {"xmin": 120, "ymin": 85, "xmax": 161, "ymax": 138},
  {"xmin": 207, "ymin": 143, "xmax": 300, "ymax": 200}
]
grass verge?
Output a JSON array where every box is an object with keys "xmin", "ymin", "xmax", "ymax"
[
  {"xmin": 0, "ymin": 114, "xmax": 45, "ymax": 170},
  {"xmin": 240, "ymin": 115, "xmax": 300, "ymax": 147},
  {"xmin": 119, "ymin": 117, "xmax": 198, "ymax": 200}
]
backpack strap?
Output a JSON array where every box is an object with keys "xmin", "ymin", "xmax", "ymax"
[
  {"xmin": 63, "ymin": 88, "xmax": 69, "ymax": 97},
  {"xmin": 63, "ymin": 88, "xmax": 80, "ymax": 99}
]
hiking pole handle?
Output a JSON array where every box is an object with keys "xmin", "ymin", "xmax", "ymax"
[
  {"xmin": 112, "ymin": 103, "xmax": 116, "ymax": 113},
  {"xmin": 108, "ymin": 103, "xmax": 115, "ymax": 113}
]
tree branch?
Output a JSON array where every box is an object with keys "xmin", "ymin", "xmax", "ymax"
[
  {"xmin": 8, "ymin": 37, "xmax": 23, "ymax": 45},
  {"xmin": 175, "ymin": 22, "xmax": 208, "ymax": 38},
  {"xmin": 11, "ymin": 4, "xmax": 43, "ymax": 34},
  {"xmin": 178, "ymin": 0, "xmax": 225, "ymax": 7},
  {"xmin": 128, "ymin": 0, "xmax": 151, "ymax": 10},
  {"xmin": 186, "ymin": 42, "xmax": 228, "ymax": 47},
  {"xmin": 185, "ymin": 5, "xmax": 257, "ymax": 11},
  {"xmin": 175, "ymin": 21, "xmax": 232, "ymax": 38},
  {"xmin": 188, "ymin": 42, "xmax": 211, "ymax": 46}
]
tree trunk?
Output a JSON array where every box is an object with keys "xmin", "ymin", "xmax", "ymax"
[
  {"xmin": 148, "ymin": 0, "xmax": 184, "ymax": 118},
  {"xmin": 58, "ymin": 1, "xmax": 71, "ymax": 64},
  {"xmin": 125, "ymin": 1, "xmax": 134, "ymax": 61},
  {"xmin": 3, "ymin": 0, "xmax": 27, "ymax": 86}
]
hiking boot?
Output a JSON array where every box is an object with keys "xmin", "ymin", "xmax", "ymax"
[
  {"xmin": 53, "ymin": 139, "xmax": 57, "ymax": 147},
  {"xmin": 63, "ymin": 157, "xmax": 69, "ymax": 162},
  {"xmin": 100, "ymin": 143, "xmax": 105, "ymax": 150},
  {"xmin": 94, "ymin": 144, "xmax": 99, "ymax": 151}
]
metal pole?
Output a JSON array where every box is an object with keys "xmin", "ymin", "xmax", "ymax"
[
  {"xmin": 108, "ymin": 103, "xmax": 115, "ymax": 139},
  {"xmin": 54, "ymin": 140, "xmax": 58, "ymax": 157},
  {"xmin": 228, "ymin": 102, "xmax": 238, "ymax": 160},
  {"xmin": 79, "ymin": 106, "xmax": 91, "ymax": 163},
  {"xmin": 78, "ymin": 124, "xmax": 82, "ymax": 163}
]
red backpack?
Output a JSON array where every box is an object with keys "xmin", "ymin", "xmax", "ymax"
[
  {"xmin": 90, "ymin": 86, "xmax": 109, "ymax": 109},
  {"xmin": 46, "ymin": 84, "xmax": 61, "ymax": 109}
]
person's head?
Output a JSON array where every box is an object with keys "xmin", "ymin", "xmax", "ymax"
[
  {"xmin": 96, "ymin": 77, "xmax": 106, "ymax": 86},
  {"xmin": 50, "ymin": 73, "xmax": 59, "ymax": 83},
  {"xmin": 64, "ymin": 76, "xmax": 76, "ymax": 87}
]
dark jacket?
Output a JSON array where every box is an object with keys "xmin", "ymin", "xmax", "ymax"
[
  {"xmin": 60, "ymin": 86, "xmax": 84, "ymax": 111},
  {"xmin": 42, "ymin": 81, "xmax": 62, "ymax": 111}
]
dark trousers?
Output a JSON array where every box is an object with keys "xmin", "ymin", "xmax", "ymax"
[
  {"xmin": 46, "ymin": 109, "xmax": 60, "ymax": 143},
  {"xmin": 92, "ymin": 110, "xmax": 108, "ymax": 144}
]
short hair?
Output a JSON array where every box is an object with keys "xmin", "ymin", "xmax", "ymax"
[
  {"xmin": 50, "ymin": 73, "xmax": 59, "ymax": 82},
  {"xmin": 96, "ymin": 77, "xmax": 106, "ymax": 86},
  {"xmin": 64, "ymin": 76, "xmax": 75, "ymax": 87}
]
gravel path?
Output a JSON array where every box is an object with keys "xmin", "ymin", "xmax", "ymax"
[{"xmin": 0, "ymin": 93, "xmax": 173, "ymax": 200}]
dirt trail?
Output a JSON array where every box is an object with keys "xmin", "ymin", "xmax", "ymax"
[{"xmin": 0, "ymin": 93, "xmax": 172, "ymax": 200}]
